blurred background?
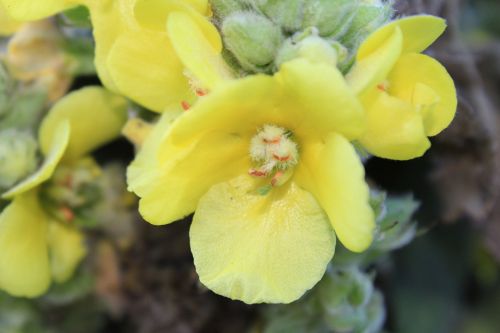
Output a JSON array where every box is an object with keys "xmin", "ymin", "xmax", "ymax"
[{"xmin": 1, "ymin": 0, "xmax": 499, "ymax": 332}]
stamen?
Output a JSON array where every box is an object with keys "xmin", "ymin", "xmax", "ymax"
[
  {"xmin": 181, "ymin": 101, "xmax": 191, "ymax": 111},
  {"xmin": 249, "ymin": 169, "xmax": 267, "ymax": 177},
  {"xmin": 273, "ymin": 154, "xmax": 290, "ymax": 162},
  {"xmin": 195, "ymin": 89, "xmax": 207, "ymax": 97},
  {"xmin": 60, "ymin": 206, "xmax": 75, "ymax": 222},
  {"xmin": 248, "ymin": 124, "xmax": 299, "ymax": 190}
]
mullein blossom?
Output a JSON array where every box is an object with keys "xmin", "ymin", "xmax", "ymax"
[
  {"xmin": 347, "ymin": 15, "xmax": 457, "ymax": 160},
  {"xmin": 5, "ymin": 20, "xmax": 74, "ymax": 102},
  {"xmin": 0, "ymin": 0, "xmax": 230, "ymax": 111},
  {"xmin": 127, "ymin": 58, "xmax": 375, "ymax": 304},
  {"xmin": 0, "ymin": 87, "xmax": 127, "ymax": 297}
]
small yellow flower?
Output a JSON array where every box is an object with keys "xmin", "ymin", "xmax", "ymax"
[
  {"xmin": 5, "ymin": 20, "xmax": 73, "ymax": 102},
  {"xmin": 0, "ymin": 0, "xmax": 227, "ymax": 111},
  {"xmin": 128, "ymin": 59, "xmax": 374, "ymax": 304},
  {"xmin": 0, "ymin": 87, "xmax": 127, "ymax": 297},
  {"xmin": 347, "ymin": 15, "xmax": 457, "ymax": 160}
]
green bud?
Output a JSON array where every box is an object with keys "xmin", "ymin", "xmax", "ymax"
[
  {"xmin": 373, "ymin": 194, "xmax": 419, "ymax": 251},
  {"xmin": 361, "ymin": 290, "xmax": 386, "ymax": 333},
  {"xmin": 341, "ymin": 0, "xmax": 393, "ymax": 48},
  {"xmin": 319, "ymin": 267, "xmax": 374, "ymax": 310},
  {"xmin": 255, "ymin": 0, "xmax": 305, "ymax": 32},
  {"xmin": 0, "ymin": 86, "xmax": 47, "ymax": 132},
  {"xmin": 302, "ymin": 0, "xmax": 360, "ymax": 37},
  {"xmin": 0, "ymin": 63, "xmax": 13, "ymax": 118},
  {"xmin": 0, "ymin": 130, "xmax": 38, "ymax": 191},
  {"xmin": 222, "ymin": 11, "xmax": 283, "ymax": 72},
  {"xmin": 275, "ymin": 32, "xmax": 347, "ymax": 68},
  {"xmin": 211, "ymin": 0, "xmax": 246, "ymax": 19}
]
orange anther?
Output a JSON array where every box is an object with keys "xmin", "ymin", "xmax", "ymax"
[
  {"xmin": 249, "ymin": 169, "xmax": 267, "ymax": 177},
  {"xmin": 377, "ymin": 83, "xmax": 388, "ymax": 92},
  {"xmin": 60, "ymin": 206, "xmax": 75, "ymax": 222},
  {"xmin": 181, "ymin": 101, "xmax": 191, "ymax": 111},
  {"xmin": 263, "ymin": 137, "xmax": 281, "ymax": 144},
  {"xmin": 273, "ymin": 154, "xmax": 290, "ymax": 162},
  {"xmin": 195, "ymin": 89, "xmax": 207, "ymax": 97},
  {"xmin": 271, "ymin": 170, "xmax": 284, "ymax": 186}
]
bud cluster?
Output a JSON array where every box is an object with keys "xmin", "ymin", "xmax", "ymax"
[
  {"xmin": 211, "ymin": 0, "xmax": 393, "ymax": 74},
  {"xmin": 40, "ymin": 159, "xmax": 103, "ymax": 227}
]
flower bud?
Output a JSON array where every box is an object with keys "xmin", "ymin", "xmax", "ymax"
[
  {"xmin": 255, "ymin": 0, "xmax": 305, "ymax": 32},
  {"xmin": 302, "ymin": 0, "xmax": 360, "ymax": 37},
  {"xmin": 222, "ymin": 11, "xmax": 283, "ymax": 72},
  {"xmin": 0, "ymin": 63, "xmax": 12, "ymax": 118},
  {"xmin": 0, "ymin": 129, "xmax": 38, "ymax": 191},
  {"xmin": 341, "ymin": 0, "xmax": 393, "ymax": 48},
  {"xmin": 275, "ymin": 33, "xmax": 347, "ymax": 68},
  {"xmin": 211, "ymin": 0, "xmax": 245, "ymax": 19}
]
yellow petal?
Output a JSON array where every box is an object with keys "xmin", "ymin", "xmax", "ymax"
[
  {"xmin": 168, "ymin": 75, "xmax": 281, "ymax": 143},
  {"xmin": 39, "ymin": 86, "xmax": 127, "ymax": 162},
  {"xmin": 296, "ymin": 133, "xmax": 374, "ymax": 252},
  {"xmin": 184, "ymin": 0, "xmax": 209, "ymax": 14},
  {"xmin": 134, "ymin": 0, "xmax": 218, "ymax": 49},
  {"xmin": 347, "ymin": 26, "xmax": 403, "ymax": 95},
  {"xmin": 86, "ymin": 0, "xmax": 137, "ymax": 92},
  {"xmin": 169, "ymin": 60, "xmax": 364, "ymax": 144},
  {"xmin": 107, "ymin": 29, "xmax": 192, "ymax": 112},
  {"xmin": 276, "ymin": 59, "xmax": 365, "ymax": 140},
  {"xmin": 190, "ymin": 175, "xmax": 335, "ymax": 304},
  {"xmin": 0, "ymin": 192, "xmax": 50, "ymax": 297},
  {"xmin": 0, "ymin": 3, "xmax": 22, "ymax": 35},
  {"xmin": 383, "ymin": 15, "xmax": 447, "ymax": 53},
  {"xmin": 359, "ymin": 91, "xmax": 431, "ymax": 160},
  {"xmin": 167, "ymin": 11, "xmax": 233, "ymax": 91},
  {"xmin": 127, "ymin": 108, "xmax": 181, "ymax": 197},
  {"xmin": 47, "ymin": 221, "xmax": 87, "ymax": 283},
  {"xmin": 130, "ymin": 128, "xmax": 248, "ymax": 225},
  {"xmin": 2, "ymin": 121, "xmax": 70, "ymax": 199},
  {"xmin": 0, "ymin": 0, "xmax": 77, "ymax": 21},
  {"xmin": 387, "ymin": 53, "xmax": 457, "ymax": 136}
]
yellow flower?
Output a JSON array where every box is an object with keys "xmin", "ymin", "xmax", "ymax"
[
  {"xmin": 0, "ymin": 0, "xmax": 228, "ymax": 111},
  {"xmin": 0, "ymin": 87, "xmax": 127, "ymax": 297},
  {"xmin": 347, "ymin": 15, "xmax": 457, "ymax": 160},
  {"xmin": 5, "ymin": 20, "xmax": 73, "ymax": 102},
  {"xmin": 128, "ymin": 59, "xmax": 374, "ymax": 304}
]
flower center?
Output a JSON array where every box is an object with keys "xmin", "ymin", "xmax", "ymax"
[{"xmin": 249, "ymin": 124, "xmax": 299, "ymax": 189}]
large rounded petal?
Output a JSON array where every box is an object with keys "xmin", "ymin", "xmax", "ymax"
[
  {"xmin": 168, "ymin": 75, "xmax": 281, "ymax": 143},
  {"xmin": 131, "ymin": 129, "xmax": 249, "ymax": 225},
  {"xmin": 190, "ymin": 175, "xmax": 335, "ymax": 304},
  {"xmin": 2, "ymin": 121, "xmax": 70, "ymax": 199},
  {"xmin": 170, "ymin": 60, "xmax": 365, "ymax": 144},
  {"xmin": 388, "ymin": 53, "xmax": 457, "ymax": 136},
  {"xmin": 0, "ymin": 0, "xmax": 78, "ymax": 21},
  {"xmin": 107, "ymin": 29, "xmax": 192, "ymax": 112},
  {"xmin": 296, "ymin": 133, "xmax": 374, "ymax": 252},
  {"xmin": 277, "ymin": 59, "xmax": 365, "ymax": 140},
  {"xmin": 347, "ymin": 26, "xmax": 403, "ymax": 96},
  {"xmin": 0, "ymin": 192, "xmax": 50, "ymax": 297},
  {"xmin": 359, "ymin": 91, "xmax": 431, "ymax": 160},
  {"xmin": 360, "ymin": 15, "xmax": 446, "ymax": 55},
  {"xmin": 39, "ymin": 86, "xmax": 127, "ymax": 162},
  {"xmin": 47, "ymin": 221, "xmax": 87, "ymax": 283},
  {"xmin": 168, "ymin": 11, "xmax": 233, "ymax": 91}
]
